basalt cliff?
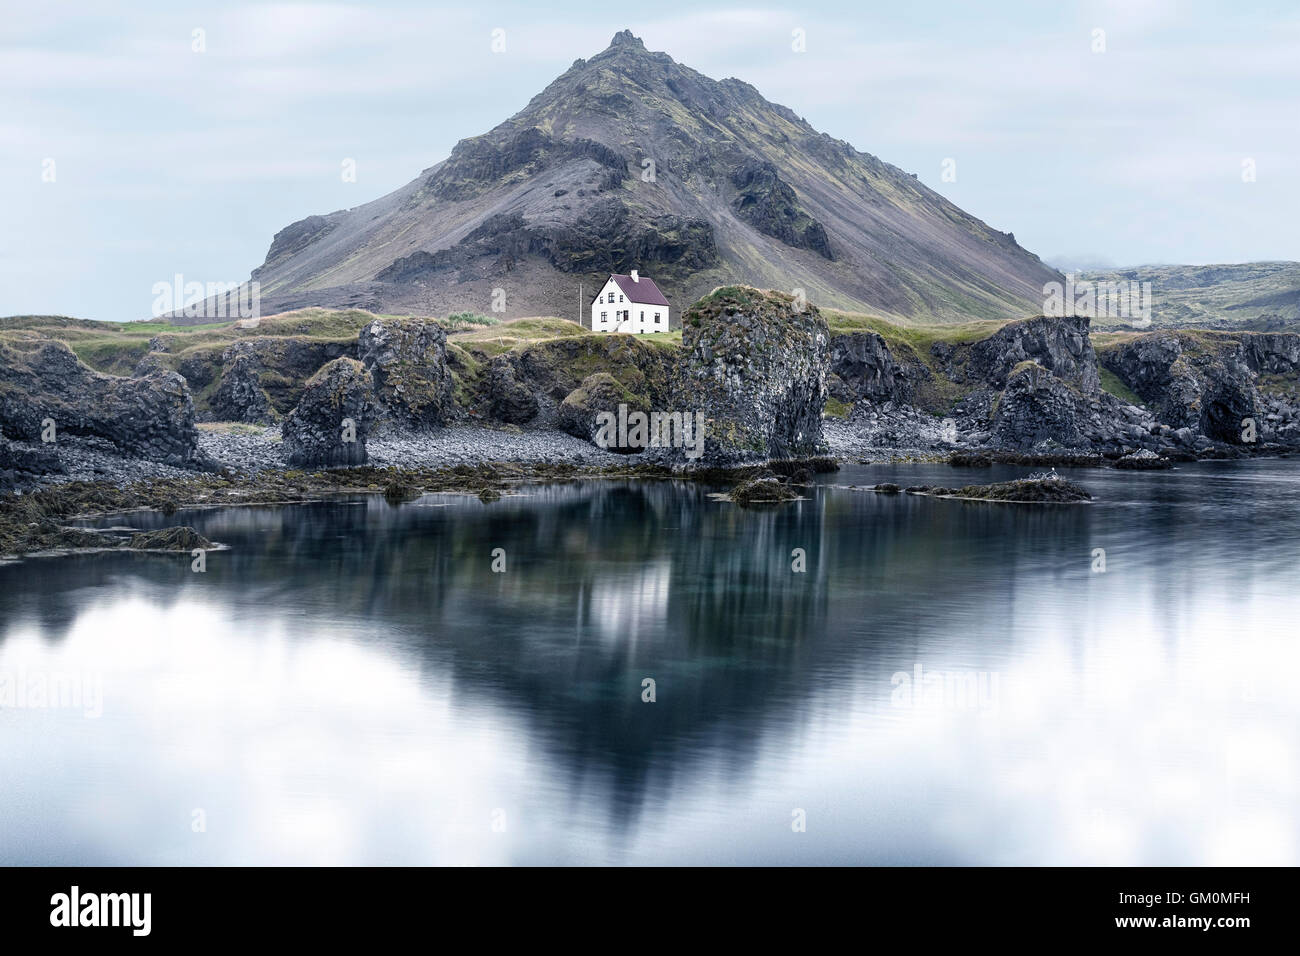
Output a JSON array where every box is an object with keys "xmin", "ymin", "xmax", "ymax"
[{"xmin": 6, "ymin": 291, "xmax": 1300, "ymax": 489}]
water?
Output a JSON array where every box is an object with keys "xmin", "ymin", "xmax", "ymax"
[{"xmin": 2, "ymin": 461, "xmax": 1297, "ymax": 865}]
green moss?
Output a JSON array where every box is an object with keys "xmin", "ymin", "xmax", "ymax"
[
  {"xmin": 197, "ymin": 422, "xmax": 265, "ymax": 436},
  {"xmin": 1099, "ymin": 368, "xmax": 1145, "ymax": 406},
  {"xmin": 824, "ymin": 310, "xmax": 1006, "ymax": 348},
  {"xmin": 451, "ymin": 317, "xmax": 589, "ymax": 357},
  {"xmin": 638, "ymin": 330, "xmax": 682, "ymax": 349},
  {"xmin": 442, "ymin": 311, "xmax": 499, "ymax": 331},
  {"xmin": 563, "ymin": 371, "xmax": 643, "ymax": 409},
  {"xmin": 682, "ymin": 285, "xmax": 790, "ymax": 327},
  {"xmin": 823, "ymin": 398, "xmax": 851, "ymax": 419},
  {"xmin": 69, "ymin": 340, "xmax": 151, "ymax": 375}
]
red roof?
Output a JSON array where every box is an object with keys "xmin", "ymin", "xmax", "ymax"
[{"xmin": 603, "ymin": 273, "xmax": 670, "ymax": 307}]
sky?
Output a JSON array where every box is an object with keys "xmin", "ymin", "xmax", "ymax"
[{"xmin": 3, "ymin": 0, "xmax": 1297, "ymax": 321}]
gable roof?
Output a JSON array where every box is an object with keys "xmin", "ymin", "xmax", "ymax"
[{"xmin": 596, "ymin": 273, "xmax": 670, "ymax": 308}]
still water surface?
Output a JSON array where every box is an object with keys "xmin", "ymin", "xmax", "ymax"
[{"xmin": 2, "ymin": 461, "xmax": 1297, "ymax": 865}]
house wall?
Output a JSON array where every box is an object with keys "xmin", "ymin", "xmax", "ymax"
[{"xmin": 590, "ymin": 279, "xmax": 670, "ymax": 334}]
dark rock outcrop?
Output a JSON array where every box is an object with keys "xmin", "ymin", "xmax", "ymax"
[
  {"xmin": 0, "ymin": 435, "xmax": 64, "ymax": 490},
  {"xmin": 833, "ymin": 316, "xmax": 1300, "ymax": 457},
  {"xmin": 828, "ymin": 330, "xmax": 930, "ymax": 405},
  {"xmin": 430, "ymin": 127, "xmax": 628, "ymax": 202},
  {"xmin": 729, "ymin": 159, "xmax": 833, "ymax": 259},
  {"xmin": 0, "ymin": 336, "xmax": 198, "ymax": 463},
  {"xmin": 673, "ymin": 286, "xmax": 829, "ymax": 465},
  {"xmin": 991, "ymin": 362, "xmax": 1090, "ymax": 448},
  {"xmin": 1100, "ymin": 333, "xmax": 1258, "ymax": 443},
  {"xmin": 1241, "ymin": 333, "xmax": 1300, "ymax": 374},
  {"xmin": 357, "ymin": 318, "xmax": 455, "ymax": 428},
  {"xmin": 377, "ymin": 198, "xmax": 719, "ymax": 284},
  {"xmin": 254, "ymin": 214, "xmax": 339, "ymax": 279},
  {"xmin": 215, "ymin": 338, "xmax": 356, "ymax": 419},
  {"xmin": 281, "ymin": 358, "xmax": 377, "ymax": 467},
  {"xmin": 211, "ymin": 354, "xmax": 274, "ymax": 423},
  {"xmin": 133, "ymin": 351, "xmax": 171, "ymax": 378},
  {"xmin": 969, "ymin": 315, "xmax": 1100, "ymax": 392},
  {"xmin": 473, "ymin": 334, "xmax": 674, "ymax": 430},
  {"xmin": 481, "ymin": 356, "xmax": 541, "ymax": 425}
]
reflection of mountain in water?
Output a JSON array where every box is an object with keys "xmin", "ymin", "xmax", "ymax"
[{"xmin": 0, "ymin": 474, "xmax": 1116, "ymax": 830}]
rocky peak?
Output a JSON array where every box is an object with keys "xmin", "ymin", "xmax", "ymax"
[{"xmin": 608, "ymin": 29, "xmax": 645, "ymax": 51}]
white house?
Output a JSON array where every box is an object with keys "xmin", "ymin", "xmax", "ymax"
[{"xmin": 589, "ymin": 271, "xmax": 670, "ymax": 333}]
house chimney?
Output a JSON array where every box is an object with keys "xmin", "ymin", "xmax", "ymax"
[{"xmin": 631, "ymin": 270, "xmax": 639, "ymax": 282}]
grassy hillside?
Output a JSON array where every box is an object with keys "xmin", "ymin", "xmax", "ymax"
[{"xmin": 1078, "ymin": 262, "xmax": 1300, "ymax": 329}]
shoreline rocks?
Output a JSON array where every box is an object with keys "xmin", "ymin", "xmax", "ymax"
[
  {"xmin": 5, "ymin": 293, "xmax": 1300, "ymax": 484},
  {"xmin": 867, "ymin": 475, "xmax": 1092, "ymax": 503},
  {"xmin": 0, "ymin": 336, "xmax": 199, "ymax": 465},
  {"xmin": 281, "ymin": 358, "xmax": 377, "ymax": 467}
]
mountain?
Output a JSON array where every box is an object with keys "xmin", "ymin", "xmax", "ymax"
[
  {"xmin": 1075, "ymin": 261, "xmax": 1300, "ymax": 330},
  {"xmin": 233, "ymin": 30, "xmax": 1060, "ymax": 326}
]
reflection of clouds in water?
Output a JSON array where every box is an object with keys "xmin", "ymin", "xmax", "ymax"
[
  {"xmin": 588, "ymin": 561, "xmax": 670, "ymax": 644},
  {"xmin": 2, "ymin": 562, "xmax": 1296, "ymax": 865},
  {"xmin": 603, "ymin": 594, "xmax": 1299, "ymax": 866},
  {"xmin": 3, "ymin": 463, "xmax": 1299, "ymax": 864},
  {"xmin": 0, "ymin": 598, "xmax": 543, "ymax": 865}
]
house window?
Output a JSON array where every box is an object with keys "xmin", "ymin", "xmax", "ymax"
[
  {"xmin": 599, "ymin": 295, "xmax": 604, "ymax": 304},
  {"xmin": 654, "ymin": 313, "xmax": 661, "ymax": 324},
  {"xmin": 601, "ymin": 312, "xmax": 607, "ymax": 322},
  {"xmin": 619, "ymin": 294, "xmax": 624, "ymax": 302}
]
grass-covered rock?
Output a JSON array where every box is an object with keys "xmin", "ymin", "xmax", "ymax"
[
  {"xmin": 558, "ymin": 372, "xmax": 649, "ymax": 447},
  {"xmin": 948, "ymin": 476, "xmax": 1092, "ymax": 502},
  {"xmin": 676, "ymin": 286, "xmax": 829, "ymax": 466},
  {"xmin": 728, "ymin": 476, "xmax": 799, "ymax": 506}
]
